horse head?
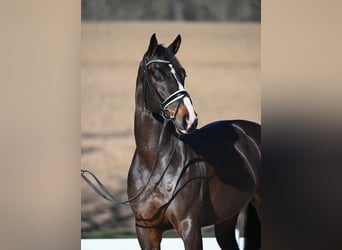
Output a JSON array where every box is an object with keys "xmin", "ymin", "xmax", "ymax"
[{"xmin": 140, "ymin": 33, "xmax": 198, "ymax": 134}]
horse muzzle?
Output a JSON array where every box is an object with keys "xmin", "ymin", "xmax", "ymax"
[{"xmin": 173, "ymin": 99, "xmax": 198, "ymax": 134}]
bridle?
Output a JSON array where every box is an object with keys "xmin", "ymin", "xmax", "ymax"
[{"xmin": 142, "ymin": 57, "xmax": 191, "ymax": 120}]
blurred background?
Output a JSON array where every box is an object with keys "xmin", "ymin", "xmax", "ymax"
[
  {"xmin": 81, "ymin": 0, "xmax": 260, "ymax": 238},
  {"xmin": 82, "ymin": 0, "xmax": 260, "ymax": 21}
]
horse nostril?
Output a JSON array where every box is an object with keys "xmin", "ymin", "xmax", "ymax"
[
  {"xmin": 182, "ymin": 115, "xmax": 189, "ymax": 129},
  {"xmin": 182, "ymin": 114, "xmax": 198, "ymax": 132},
  {"xmin": 188, "ymin": 117, "xmax": 198, "ymax": 132},
  {"xmin": 193, "ymin": 117, "xmax": 198, "ymax": 129}
]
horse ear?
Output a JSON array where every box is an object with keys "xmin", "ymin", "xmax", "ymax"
[
  {"xmin": 168, "ymin": 34, "xmax": 181, "ymax": 55},
  {"xmin": 147, "ymin": 33, "xmax": 158, "ymax": 58}
]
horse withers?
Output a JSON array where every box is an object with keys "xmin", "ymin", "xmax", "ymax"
[{"xmin": 127, "ymin": 34, "xmax": 261, "ymax": 250}]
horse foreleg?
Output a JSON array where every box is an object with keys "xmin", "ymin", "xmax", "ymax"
[
  {"xmin": 176, "ymin": 218, "xmax": 203, "ymax": 250},
  {"xmin": 136, "ymin": 225, "xmax": 162, "ymax": 250}
]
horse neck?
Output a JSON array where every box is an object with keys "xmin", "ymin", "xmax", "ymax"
[{"xmin": 134, "ymin": 76, "xmax": 175, "ymax": 165}]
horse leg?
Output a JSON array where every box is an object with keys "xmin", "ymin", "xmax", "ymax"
[
  {"xmin": 136, "ymin": 225, "xmax": 162, "ymax": 250},
  {"xmin": 214, "ymin": 214, "xmax": 240, "ymax": 250},
  {"xmin": 244, "ymin": 202, "xmax": 261, "ymax": 250},
  {"xmin": 176, "ymin": 218, "xmax": 203, "ymax": 250}
]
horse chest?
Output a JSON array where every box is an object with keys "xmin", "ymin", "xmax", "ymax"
[{"xmin": 133, "ymin": 187, "xmax": 174, "ymax": 227}]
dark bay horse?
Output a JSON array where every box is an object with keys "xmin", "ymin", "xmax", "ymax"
[{"xmin": 127, "ymin": 34, "xmax": 261, "ymax": 250}]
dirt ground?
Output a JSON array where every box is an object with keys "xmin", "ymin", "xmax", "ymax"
[{"xmin": 81, "ymin": 21, "xmax": 260, "ymax": 236}]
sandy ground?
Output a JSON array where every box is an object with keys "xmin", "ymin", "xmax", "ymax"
[{"xmin": 81, "ymin": 21, "xmax": 260, "ymax": 234}]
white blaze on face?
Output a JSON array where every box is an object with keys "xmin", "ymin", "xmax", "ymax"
[
  {"xmin": 169, "ymin": 63, "xmax": 197, "ymax": 129},
  {"xmin": 183, "ymin": 96, "xmax": 197, "ymax": 128}
]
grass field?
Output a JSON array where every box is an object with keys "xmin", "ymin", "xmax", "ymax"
[{"xmin": 81, "ymin": 21, "xmax": 260, "ymax": 237}]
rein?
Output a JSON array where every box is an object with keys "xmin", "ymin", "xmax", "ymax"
[{"xmin": 81, "ymin": 118, "xmax": 172, "ymax": 205}]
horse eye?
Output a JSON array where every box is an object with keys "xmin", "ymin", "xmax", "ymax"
[{"xmin": 152, "ymin": 71, "xmax": 163, "ymax": 81}]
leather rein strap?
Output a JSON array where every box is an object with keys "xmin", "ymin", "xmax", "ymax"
[{"xmin": 81, "ymin": 118, "xmax": 171, "ymax": 205}]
